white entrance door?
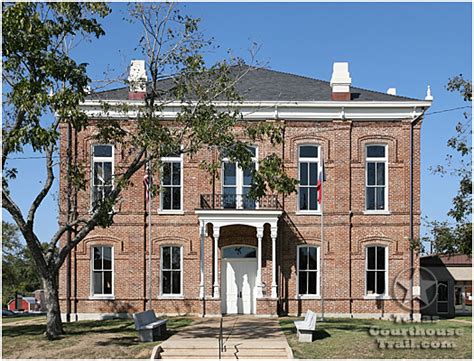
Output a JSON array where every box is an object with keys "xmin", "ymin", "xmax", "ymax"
[{"xmin": 222, "ymin": 259, "xmax": 257, "ymax": 314}]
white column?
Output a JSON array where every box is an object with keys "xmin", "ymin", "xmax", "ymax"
[
  {"xmin": 213, "ymin": 227, "xmax": 220, "ymax": 298},
  {"xmin": 199, "ymin": 221, "xmax": 205, "ymax": 300},
  {"xmin": 256, "ymin": 227, "xmax": 264, "ymax": 298},
  {"xmin": 271, "ymin": 227, "xmax": 278, "ymax": 299}
]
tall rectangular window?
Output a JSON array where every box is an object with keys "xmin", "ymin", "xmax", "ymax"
[
  {"xmin": 161, "ymin": 154, "xmax": 182, "ymax": 211},
  {"xmin": 161, "ymin": 246, "xmax": 182, "ymax": 295},
  {"xmin": 297, "ymin": 246, "xmax": 319, "ymax": 296},
  {"xmin": 221, "ymin": 146, "xmax": 257, "ymax": 209},
  {"xmin": 366, "ymin": 145, "xmax": 387, "ymax": 211},
  {"xmin": 92, "ymin": 145, "xmax": 113, "ymax": 207},
  {"xmin": 298, "ymin": 145, "xmax": 319, "ymax": 211},
  {"xmin": 366, "ymin": 246, "xmax": 387, "ymax": 295},
  {"xmin": 92, "ymin": 246, "xmax": 113, "ymax": 296}
]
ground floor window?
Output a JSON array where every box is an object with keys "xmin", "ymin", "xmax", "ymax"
[
  {"xmin": 161, "ymin": 246, "xmax": 182, "ymax": 295},
  {"xmin": 366, "ymin": 245, "xmax": 387, "ymax": 295},
  {"xmin": 297, "ymin": 245, "xmax": 319, "ymax": 296},
  {"xmin": 91, "ymin": 246, "xmax": 113, "ymax": 296}
]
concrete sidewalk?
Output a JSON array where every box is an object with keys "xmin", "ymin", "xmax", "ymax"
[{"xmin": 155, "ymin": 316, "xmax": 292, "ymax": 359}]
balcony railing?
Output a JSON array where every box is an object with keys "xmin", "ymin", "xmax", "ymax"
[{"xmin": 199, "ymin": 194, "xmax": 282, "ymax": 210}]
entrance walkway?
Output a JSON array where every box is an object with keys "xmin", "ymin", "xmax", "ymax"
[{"xmin": 155, "ymin": 316, "xmax": 292, "ymax": 359}]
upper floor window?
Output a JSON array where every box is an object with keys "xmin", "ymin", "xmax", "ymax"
[
  {"xmin": 160, "ymin": 153, "xmax": 182, "ymax": 211},
  {"xmin": 366, "ymin": 145, "xmax": 387, "ymax": 211},
  {"xmin": 222, "ymin": 146, "xmax": 257, "ymax": 209},
  {"xmin": 298, "ymin": 145, "xmax": 319, "ymax": 211},
  {"xmin": 297, "ymin": 245, "xmax": 320, "ymax": 296},
  {"xmin": 161, "ymin": 246, "xmax": 182, "ymax": 296},
  {"xmin": 91, "ymin": 246, "xmax": 113, "ymax": 296},
  {"xmin": 92, "ymin": 145, "xmax": 113, "ymax": 207},
  {"xmin": 365, "ymin": 245, "xmax": 387, "ymax": 296}
]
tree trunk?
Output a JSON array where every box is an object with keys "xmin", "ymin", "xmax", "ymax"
[{"xmin": 43, "ymin": 273, "xmax": 64, "ymax": 339}]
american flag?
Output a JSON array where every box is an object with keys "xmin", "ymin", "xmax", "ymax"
[{"xmin": 315, "ymin": 160, "xmax": 326, "ymax": 205}]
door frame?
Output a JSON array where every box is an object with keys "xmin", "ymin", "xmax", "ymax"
[{"xmin": 221, "ymin": 245, "xmax": 257, "ymax": 315}]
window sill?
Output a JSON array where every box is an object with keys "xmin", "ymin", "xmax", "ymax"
[
  {"xmin": 295, "ymin": 211, "xmax": 321, "ymax": 216},
  {"xmin": 158, "ymin": 210, "xmax": 185, "ymax": 215},
  {"xmin": 363, "ymin": 210, "xmax": 391, "ymax": 215},
  {"xmin": 157, "ymin": 295, "xmax": 184, "ymax": 300},
  {"xmin": 89, "ymin": 295, "xmax": 115, "ymax": 301},
  {"xmin": 297, "ymin": 295, "xmax": 321, "ymax": 300},
  {"xmin": 364, "ymin": 294, "xmax": 390, "ymax": 300}
]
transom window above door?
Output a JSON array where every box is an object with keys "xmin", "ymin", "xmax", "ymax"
[
  {"xmin": 223, "ymin": 246, "xmax": 257, "ymax": 259},
  {"xmin": 222, "ymin": 146, "xmax": 257, "ymax": 209}
]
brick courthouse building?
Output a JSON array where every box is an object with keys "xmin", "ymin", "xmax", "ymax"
[{"xmin": 59, "ymin": 62, "xmax": 433, "ymax": 320}]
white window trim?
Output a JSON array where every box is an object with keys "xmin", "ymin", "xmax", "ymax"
[
  {"xmin": 90, "ymin": 144, "xmax": 114, "ymax": 211},
  {"xmin": 159, "ymin": 154, "xmax": 184, "ymax": 214},
  {"xmin": 296, "ymin": 245, "xmax": 320, "ymax": 298},
  {"xmin": 297, "ymin": 144, "xmax": 321, "ymax": 214},
  {"xmin": 364, "ymin": 245, "xmax": 389, "ymax": 297},
  {"xmin": 89, "ymin": 245, "xmax": 115, "ymax": 300},
  {"xmin": 365, "ymin": 144, "xmax": 388, "ymax": 213},
  {"xmin": 221, "ymin": 146, "xmax": 259, "ymax": 209},
  {"xmin": 436, "ymin": 281, "xmax": 449, "ymax": 314},
  {"xmin": 159, "ymin": 245, "xmax": 184, "ymax": 298}
]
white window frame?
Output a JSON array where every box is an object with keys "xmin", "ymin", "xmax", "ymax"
[
  {"xmin": 365, "ymin": 144, "xmax": 389, "ymax": 213},
  {"xmin": 91, "ymin": 144, "xmax": 114, "ymax": 209},
  {"xmin": 436, "ymin": 281, "xmax": 449, "ymax": 314},
  {"xmin": 221, "ymin": 145, "xmax": 258, "ymax": 209},
  {"xmin": 364, "ymin": 245, "xmax": 388, "ymax": 298},
  {"xmin": 90, "ymin": 245, "xmax": 114, "ymax": 299},
  {"xmin": 159, "ymin": 245, "xmax": 183, "ymax": 298},
  {"xmin": 159, "ymin": 153, "xmax": 184, "ymax": 214},
  {"xmin": 297, "ymin": 144, "xmax": 321, "ymax": 214},
  {"xmin": 296, "ymin": 245, "xmax": 320, "ymax": 298}
]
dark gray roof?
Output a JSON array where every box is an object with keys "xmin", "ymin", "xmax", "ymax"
[{"xmin": 86, "ymin": 65, "xmax": 420, "ymax": 102}]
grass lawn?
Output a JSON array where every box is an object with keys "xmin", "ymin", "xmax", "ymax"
[
  {"xmin": 280, "ymin": 317, "xmax": 472, "ymax": 359},
  {"xmin": 454, "ymin": 315, "xmax": 473, "ymax": 322},
  {"xmin": 2, "ymin": 314, "xmax": 45, "ymax": 324},
  {"xmin": 2, "ymin": 315, "xmax": 194, "ymax": 359}
]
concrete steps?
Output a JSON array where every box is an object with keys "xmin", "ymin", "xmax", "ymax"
[{"xmin": 157, "ymin": 347, "xmax": 290, "ymax": 359}]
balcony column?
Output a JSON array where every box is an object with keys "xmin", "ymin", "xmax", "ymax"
[
  {"xmin": 256, "ymin": 226, "xmax": 264, "ymax": 298},
  {"xmin": 199, "ymin": 221, "xmax": 206, "ymax": 300},
  {"xmin": 271, "ymin": 227, "xmax": 278, "ymax": 299},
  {"xmin": 213, "ymin": 226, "xmax": 220, "ymax": 298}
]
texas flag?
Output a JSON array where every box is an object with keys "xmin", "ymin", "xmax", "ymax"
[{"xmin": 315, "ymin": 160, "xmax": 326, "ymax": 205}]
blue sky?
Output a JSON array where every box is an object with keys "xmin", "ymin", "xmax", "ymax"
[{"xmin": 3, "ymin": 2, "xmax": 472, "ymax": 251}]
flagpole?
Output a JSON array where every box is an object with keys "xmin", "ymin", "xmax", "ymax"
[
  {"xmin": 146, "ymin": 161, "xmax": 153, "ymax": 310},
  {"xmin": 320, "ymin": 149, "xmax": 325, "ymax": 321}
]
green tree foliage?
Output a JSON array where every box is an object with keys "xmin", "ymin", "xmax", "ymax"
[
  {"xmin": 2, "ymin": 221, "xmax": 42, "ymax": 306},
  {"xmin": 2, "ymin": 2, "xmax": 297, "ymax": 338},
  {"xmin": 425, "ymin": 75, "xmax": 472, "ymax": 255}
]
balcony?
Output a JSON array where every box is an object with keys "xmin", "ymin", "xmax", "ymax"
[{"xmin": 199, "ymin": 194, "xmax": 282, "ymax": 210}]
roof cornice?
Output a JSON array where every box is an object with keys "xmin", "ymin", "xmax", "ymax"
[{"xmin": 79, "ymin": 99, "xmax": 432, "ymax": 121}]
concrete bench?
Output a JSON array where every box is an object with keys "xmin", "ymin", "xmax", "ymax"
[
  {"xmin": 294, "ymin": 310, "xmax": 317, "ymax": 342},
  {"xmin": 132, "ymin": 310, "xmax": 167, "ymax": 342}
]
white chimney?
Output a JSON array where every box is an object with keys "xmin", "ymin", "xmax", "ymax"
[
  {"xmin": 425, "ymin": 85, "xmax": 433, "ymax": 101},
  {"xmin": 330, "ymin": 62, "xmax": 352, "ymax": 100},
  {"xmin": 387, "ymin": 88, "xmax": 397, "ymax": 95},
  {"xmin": 128, "ymin": 60, "xmax": 147, "ymax": 99}
]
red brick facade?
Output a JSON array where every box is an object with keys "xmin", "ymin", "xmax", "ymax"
[{"xmin": 58, "ymin": 115, "xmax": 423, "ymax": 319}]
